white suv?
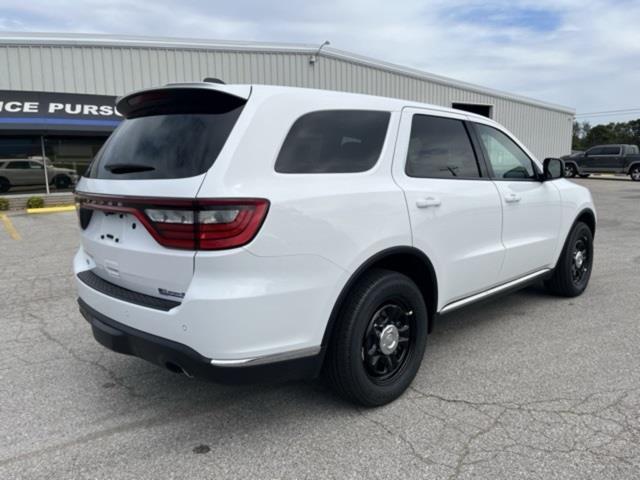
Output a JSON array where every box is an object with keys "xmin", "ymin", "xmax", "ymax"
[{"xmin": 74, "ymin": 83, "xmax": 596, "ymax": 406}]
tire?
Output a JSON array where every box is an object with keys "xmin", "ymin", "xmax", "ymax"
[
  {"xmin": 578, "ymin": 174, "xmax": 590, "ymax": 178},
  {"xmin": 0, "ymin": 177, "xmax": 9, "ymax": 193},
  {"xmin": 324, "ymin": 269, "xmax": 428, "ymax": 406},
  {"xmin": 545, "ymin": 222, "xmax": 593, "ymax": 297},
  {"xmin": 564, "ymin": 163, "xmax": 577, "ymax": 178},
  {"xmin": 630, "ymin": 166, "xmax": 640, "ymax": 182},
  {"xmin": 54, "ymin": 175, "xmax": 71, "ymax": 189}
]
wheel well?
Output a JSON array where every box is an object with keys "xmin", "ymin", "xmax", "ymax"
[
  {"xmin": 576, "ymin": 209, "xmax": 596, "ymax": 237},
  {"xmin": 322, "ymin": 247, "xmax": 438, "ymax": 347},
  {"xmin": 628, "ymin": 162, "xmax": 640, "ymax": 173},
  {"xmin": 565, "ymin": 160, "xmax": 578, "ymax": 169}
]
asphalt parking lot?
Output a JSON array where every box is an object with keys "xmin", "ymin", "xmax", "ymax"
[{"xmin": 1, "ymin": 178, "xmax": 639, "ymax": 479}]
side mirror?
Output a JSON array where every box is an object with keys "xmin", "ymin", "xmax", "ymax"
[{"xmin": 543, "ymin": 157, "xmax": 564, "ymax": 180}]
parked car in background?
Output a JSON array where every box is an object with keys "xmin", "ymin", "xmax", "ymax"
[
  {"xmin": 74, "ymin": 83, "xmax": 596, "ymax": 406},
  {"xmin": 563, "ymin": 144, "xmax": 640, "ymax": 181},
  {"xmin": 0, "ymin": 157, "xmax": 78, "ymax": 192}
]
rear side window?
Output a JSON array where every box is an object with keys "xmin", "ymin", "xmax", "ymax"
[
  {"xmin": 6, "ymin": 161, "xmax": 30, "ymax": 169},
  {"xmin": 275, "ymin": 110, "xmax": 390, "ymax": 173},
  {"xmin": 406, "ymin": 115, "xmax": 480, "ymax": 178},
  {"xmin": 600, "ymin": 146, "xmax": 620, "ymax": 155},
  {"xmin": 87, "ymin": 90, "xmax": 244, "ymax": 180}
]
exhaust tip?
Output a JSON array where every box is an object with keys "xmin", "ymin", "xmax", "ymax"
[{"xmin": 165, "ymin": 361, "xmax": 193, "ymax": 378}]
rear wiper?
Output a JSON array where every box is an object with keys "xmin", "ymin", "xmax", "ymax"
[{"xmin": 104, "ymin": 163, "xmax": 155, "ymax": 174}]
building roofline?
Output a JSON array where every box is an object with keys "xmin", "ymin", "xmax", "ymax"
[{"xmin": 0, "ymin": 31, "xmax": 575, "ymax": 114}]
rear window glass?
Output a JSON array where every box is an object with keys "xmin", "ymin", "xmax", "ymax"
[
  {"xmin": 86, "ymin": 108, "xmax": 243, "ymax": 180},
  {"xmin": 275, "ymin": 110, "xmax": 390, "ymax": 173}
]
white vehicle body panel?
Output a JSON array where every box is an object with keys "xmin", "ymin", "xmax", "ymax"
[
  {"xmin": 74, "ymin": 83, "xmax": 596, "ymax": 366},
  {"xmin": 392, "ymin": 108, "xmax": 505, "ymax": 308}
]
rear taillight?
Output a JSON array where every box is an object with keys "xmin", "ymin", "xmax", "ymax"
[{"xmin": 75, "ymin": 194, "xmax": 269, "ymax": 250}]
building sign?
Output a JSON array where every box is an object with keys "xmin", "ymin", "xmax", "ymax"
[{"xmin": 0, "ymin": 90, "xmax": 122, "ymax": 132}]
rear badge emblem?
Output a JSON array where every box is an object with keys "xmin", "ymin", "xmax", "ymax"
[{"xmin": 158, "ymin": 288, "xmax": 185, "ymax": 299}]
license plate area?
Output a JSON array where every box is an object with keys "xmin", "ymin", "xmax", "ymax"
[{"xmin": 99, "ymin": 212, "xmax": 127, "ymax": 245}]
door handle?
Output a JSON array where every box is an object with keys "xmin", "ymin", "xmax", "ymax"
[
  {"xmin": 504, "ymin": 193, "xmax": 521, "ymax": 203},
  {"xmin": 416, "ymin": 196, "xmax": 442, "ymax": 208}
]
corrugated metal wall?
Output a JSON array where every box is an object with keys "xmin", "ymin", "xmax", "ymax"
[{"xmin": 0, "ymin": 44, "xmax": 573, "ymax": 158}]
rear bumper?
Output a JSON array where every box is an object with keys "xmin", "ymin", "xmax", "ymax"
[{"xmin": 78, "ymin": 298, "xmax": 325, "ymax": 384}]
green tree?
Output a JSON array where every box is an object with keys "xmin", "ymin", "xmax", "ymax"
[{"xmin": 576, "ymin": 118, "xmax": 640, "ymax": 149}]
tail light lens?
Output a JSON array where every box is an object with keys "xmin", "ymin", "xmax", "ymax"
[{"xmin": 75, "ymin": 194, "xmax": 269, "ymax": 250}]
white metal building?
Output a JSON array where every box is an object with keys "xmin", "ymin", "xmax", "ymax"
[{"xmin": 0, "ymin": 32, "xmax": 573, "ymax": 194}]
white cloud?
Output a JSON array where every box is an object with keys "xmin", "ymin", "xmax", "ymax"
[{"xmin": 1, "ymin": 0, "xmax": 639, "ymax": 124}]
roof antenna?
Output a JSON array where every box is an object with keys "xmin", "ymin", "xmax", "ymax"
[
  {"xmin": 203, "ymin": 77, "xmax": 225, "ymax": 84},
  {"xmin": 309, "ymin": 40, "xmax": 330, "ymax": 65}
]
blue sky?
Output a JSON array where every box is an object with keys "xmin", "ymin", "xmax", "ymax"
[{"xmin": 0, "ymin": 0, "xmax": 639, "ymax": 125}]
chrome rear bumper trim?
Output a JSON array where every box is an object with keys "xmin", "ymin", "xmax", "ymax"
[{"xmin": 210, "ymin": 346, "xmax": 322, "ymax": 367}]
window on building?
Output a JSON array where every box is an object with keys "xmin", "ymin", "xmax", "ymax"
[
  {"xmin": 451, "ymin": 103, "xmax": 492, "ymax": 118},
  {"xmin": 405, "ymin": 115, "xmax": 481, "ymax": 179},
  {"xmin": 0, "ymin": 136, "xmax": 42, "ymax": 160},
  {"xmin": 44, "ymin": 135, "xmax": 109, "ymax": 177},
  {"xmin": 0, "ymin": 135, "xmax": 109, "ymax": 194},
  {"xmin": 275, "ymin": 110, "xmax": 390, "ymax": 173}
]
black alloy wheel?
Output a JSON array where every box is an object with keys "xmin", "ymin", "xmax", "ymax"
[
  {"xmin": 362, "ymin": 302, "xmax": 414, "ymax": 383},
  {"xmin": 545, "ymin": 221, "xmax": 593, "ymax": 297},
  {"xmin": 570, "ymin": 234, "xmax": 591, "ymax": 288},
  {"xmin": 325, "ymin": 269, "xmax": 428, "ymax": 406}
]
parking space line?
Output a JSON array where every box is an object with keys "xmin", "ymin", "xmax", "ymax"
[
  {"xmin": 27, "ymin": 205, "xmax": 76, "ymax": 214},
  {"xmin": 0, "ymin": 213, "xmax": 21, "ymax": 240}
]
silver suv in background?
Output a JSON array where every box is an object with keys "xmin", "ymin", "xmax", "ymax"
[{"xmin": 0, "ymin": 157, "xmax": 78, "ymax": 192}]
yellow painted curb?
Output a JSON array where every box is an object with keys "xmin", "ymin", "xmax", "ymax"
[
  {"xmin": 27, "ymin": 205, "xmax": 76, "ymax": 214},
  {"xmin": 0, "ymin": 213, "xmax": 21, "ymax": 240}
]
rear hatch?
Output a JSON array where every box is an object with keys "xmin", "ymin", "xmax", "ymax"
[{"xmin": 75, "ymin": 84, "xmax": 251, "ymax": 301}]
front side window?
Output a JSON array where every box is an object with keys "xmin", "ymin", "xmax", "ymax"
[
  {"xmin": 587, "ymin": 147, "xmax": 604, "ymax": 156},
  {"xmin": 275, "ymin": 110, "xmax": 390, "ymax": 173},
  {"xmin": 475, "ymin": 124, "xmax": 536, "ymax": 180},
  {"xmin": 405, "ymin": 115, "xmax": 480, "ymax": 178}
]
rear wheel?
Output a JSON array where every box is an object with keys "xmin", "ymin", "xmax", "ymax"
[
  {"xmin": 630, "ymin": 166, "xmax": 640, "ymax": 182},
  {"xmin": 564, "ymin": 163, "xmax": 577, "ymax": 178},
  {"xmin": 324, "ymin": 269, "xmax": 428, "ymax": 406},
  {"xmin": 0, "ymin": 177, "xmax": 9, "ymax": 193},
  {"xmin": 545, "ymin": 222, "xmax": 593, "ymax": 297}
]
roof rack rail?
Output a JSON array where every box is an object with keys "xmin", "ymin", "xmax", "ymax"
[{"xmin": 203, "ymin": 77, "xmax": 225, "ymax": 84}]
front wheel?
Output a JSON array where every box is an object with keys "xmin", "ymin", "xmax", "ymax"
[
  {"xmin": 630, "ymin": 166, "xmax": 640, "ymax": 182},
  {"xmin": 564, "ymin": 163, "xmax": 577, "ymax": 178},
  {"xmin": 54, "ymin": 175, "xmax": 71, "ymax": 189},
  {"xmin": 545, "ymin": 222, "xmax": 593, "ymax": 297},
  {"xmin": 324, "ymin": 269, "xmax": 428, "ymax": 406}
]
